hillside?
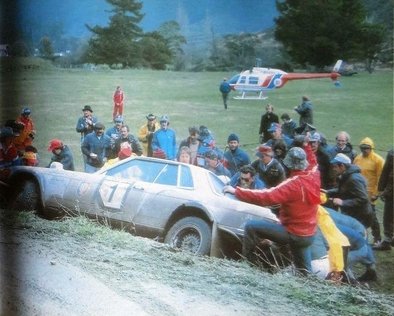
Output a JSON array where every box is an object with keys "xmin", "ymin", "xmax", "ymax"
[{"xmin": 1, "ymin": 210, "xmax": 393, "ymax": 316}]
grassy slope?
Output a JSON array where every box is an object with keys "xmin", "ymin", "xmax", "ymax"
[
  {"xmin": 0, "ymin": 62, "xmax": 393, "ymax": 296},
  {"xmin": 2, "ymin": 211, "xmax": 394, "ymax": 315}
]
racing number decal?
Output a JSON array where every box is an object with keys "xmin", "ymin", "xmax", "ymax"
[{"xmin": 99, "ymin": 180, "xmax": 129, "ymax": 209}]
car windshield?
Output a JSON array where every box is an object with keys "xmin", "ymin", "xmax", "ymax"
[{"xmin": 101, "ymin": 159, "xmax": 194, "ymax": 188}]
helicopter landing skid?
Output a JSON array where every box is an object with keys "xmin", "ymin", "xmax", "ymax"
[{"xmin": 233, "ymin": 91, "xmax": 267, "ymax": 100}]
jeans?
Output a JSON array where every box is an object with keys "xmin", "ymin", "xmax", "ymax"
[
  {"xmin": 222, "ymin": 93, "xmax": 229, "ymax": 109},
  {"xmin": 336, "ymin": 223, "xmax": 375, "ymax": 279},
  {"xmin": 243, "ymin": 219, "xmax": 315, "ymax": 275},
  {"xmin": 370, "ymin": 204, "xmax": 382, "ymax": 242},
  {"xmin": 336, "ymin": 224, "xmax": 365, "ymax": 251},
  {"xmin": 84, "ymin": 163, "xmax": 100, "ymax": 173}
]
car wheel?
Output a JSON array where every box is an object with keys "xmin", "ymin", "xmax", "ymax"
[
  {"xmin": 9, "ymin": 180, "xmax": 40, "ymax": 211},
  {"xmin": 164, "ymin": 217, "xmax": 212, "ymax": 255}
]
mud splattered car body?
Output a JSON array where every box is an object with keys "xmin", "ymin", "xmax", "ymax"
[{"xmin": 6, "ymin": 156, "xmax": 278, "ymax": 257}]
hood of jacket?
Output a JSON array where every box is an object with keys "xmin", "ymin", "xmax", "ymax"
[
  {"xmin": 341, "ymin": 164, "xmax": 361, "ymax": 181},
  {"xmin": 359, "ymin": 137, "xmax": 375, "ymax": 150}
]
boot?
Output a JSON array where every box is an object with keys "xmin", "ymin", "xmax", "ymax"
[
  {"xmin": 373, "ymin": 241, "xmax": 391, "ymax": 251},
  {"xmin": 357, "ymin": 268, "xmax": 378, "ymax": 282}
]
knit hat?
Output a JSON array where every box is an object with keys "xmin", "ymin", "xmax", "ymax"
[
  {"xmin": 159, "ymin": 115, "xmax": 169, "ymax": 123},
  {"xmin": 22, "ymin": 107, "xmax": 31, "ymax": 115},
  {"xmin": 94, "ymin": 122, "xmax": 105, "ymax": 130},
  {"xmin": 227, "ymin": 133, "xmax": 239, "ymax": 143},
  {"xmin": 283, "ymin": 147, "xmax": 308, "ymax": 170},
  {"xmin": 0, "ymin": 127, "xmax": 15, "ymax": 138},
  {"xmin": 48, "ymin": 139, "xmax": 63, "ymax": 151}
]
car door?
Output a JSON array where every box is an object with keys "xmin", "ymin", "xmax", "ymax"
[
  {"xmin": 97, "ymin": 159, "xmax": 153, "ymax": 222},
  {"xmin": 98, "ymin": 159, "xmax": 191, "ymax": 229},
  {"xmin": 130, "ymin": 162, "xmax": 185, "ymax": 230}
]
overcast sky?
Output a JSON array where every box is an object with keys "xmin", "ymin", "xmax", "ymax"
[{"xmin": 17, "ymin": 0, "xmax": 278, "ymax": 38}]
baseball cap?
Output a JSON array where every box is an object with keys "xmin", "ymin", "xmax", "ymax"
[
  {"xmin": 118, "ymin": 147, "xmax": 132, "ymax": 160},
  {"xmin": 48, "ymin": 139, "xmax": 63, "ymax": 151},
  {"xmin": 114, "ymin": 115, "xmax": 124, "ymax": 123},
  {"xmin": 309, "ymin": 132, "xmax": 321, "ymax": 143},
  {"xmin": 330, "ymin": 153, "xmax": 351, "ymax": 165},
  {"xmin": 256, "ymin": 145, "xmax": 273, "ymax": 158},
  {"xmin": 267, "ymin": 123, "xmax": 281, "ymax": 133}
]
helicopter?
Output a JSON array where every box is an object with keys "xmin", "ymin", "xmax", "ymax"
[{"xmin": 228, "ymin": 60, "xmax": 342, "ymax": 100}]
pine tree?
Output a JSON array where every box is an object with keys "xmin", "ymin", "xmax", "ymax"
[
  {"xmin": 39, "ymin": 36, "xmax": 54, "ymax": 59},
  {"xmin": 274, "ymin": 0, "xmax": 385, "ymax": 70},
  {"xmin": 85, "ymin": 0, "xmax": 144, "ymax": 68}
]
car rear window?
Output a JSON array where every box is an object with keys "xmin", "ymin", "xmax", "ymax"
[{"xmin": 179, "ymin": 165, "xmax": 193, "ymax": 188}]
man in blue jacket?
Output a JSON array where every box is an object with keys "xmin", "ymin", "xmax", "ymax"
[
  {"xmin": 151, "ymin": 115, "xmax": 177, "ymax": 160},
  {"xmin": 219, "ymin": 78, "xmax": 231, "ymax": 109},
  {"xmin": 81, "ymin": 122, "xmax": 111, "ymax": 173},
  {"xmin": 223, "ymin": 133, "xmax": 250, "ymax": 176}
]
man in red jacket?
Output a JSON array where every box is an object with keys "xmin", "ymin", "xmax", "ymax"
[{"xmin": 223, "ymin": 147, "xmax": 321, "ymax": 275}]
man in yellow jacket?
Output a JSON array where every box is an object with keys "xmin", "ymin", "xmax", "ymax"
[
  {"xmin": 354, "ymin": 137, "xmax": 385, "ymax": 245},
  {"xmin": 138, "ymin": 114, "xmax": 160, "ymax": 157}
]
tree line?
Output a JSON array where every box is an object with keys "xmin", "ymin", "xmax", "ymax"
[{"xmin": 4, "ymin": 0, "xmax": 393, "ymax": 72}]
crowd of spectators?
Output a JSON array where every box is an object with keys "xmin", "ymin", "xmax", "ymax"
[{"xmin": 1, "ymin": 96, "xmax": 392, "ymax": 286}]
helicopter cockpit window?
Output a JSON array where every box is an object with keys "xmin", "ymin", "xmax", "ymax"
[
  {"xmin": 248, "ymin": 76, "xmax": 259, "ymax": 84},
  {"xmin": 239, "ymin": 76, "xmax": 246, "ymax": 84}
]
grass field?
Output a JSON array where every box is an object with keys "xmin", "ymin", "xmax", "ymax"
[
  {"xmin": 1, "ymin": 60, "xmax": 392, "ymax": 171},
  {"xmin": 1, "ymin": 59, "xmax": 393, "ymax": 294}
]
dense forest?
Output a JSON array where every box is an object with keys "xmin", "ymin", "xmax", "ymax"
[{"xmin": 0, "ymin": 0, "xmax": 392, "ymax": 71}]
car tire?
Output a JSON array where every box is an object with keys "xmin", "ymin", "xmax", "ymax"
[
  {"xmin": 164, "ymin": 217, "xmax": 212, "ymax": 256},
  {"xmin": 9, "ymin": 180, "xmax": 40, "ymax": 211}
]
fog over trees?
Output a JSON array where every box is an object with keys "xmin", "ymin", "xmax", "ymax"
[{"xmin": 1, "ymin": 0, "xmax": 391, "ymax": 71}]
